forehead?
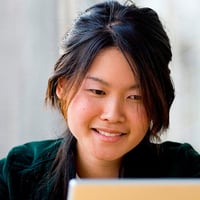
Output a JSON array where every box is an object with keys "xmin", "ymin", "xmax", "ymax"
[{"xmin": 84, "ymin": 47, "xmax": 139, "ymax": 87}]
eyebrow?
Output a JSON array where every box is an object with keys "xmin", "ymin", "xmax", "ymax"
[
  {"xmin": 86, "ymin": 76, "xmax": 109, "ymax": 86},
  {"xmin": 86, "ymin": 76, "xmax": 140, "ymax": 90}
]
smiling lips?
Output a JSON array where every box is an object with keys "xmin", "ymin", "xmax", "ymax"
[{"xmin": 93, "ymin": 128, "xmax": 125, "ymax": 137}]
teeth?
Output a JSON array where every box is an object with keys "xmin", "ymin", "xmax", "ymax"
[{"xmin": 97, "ymin": 130, "xmax": 122, "ymax": 137}]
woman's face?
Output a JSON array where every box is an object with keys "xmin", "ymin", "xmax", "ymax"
[{"xmin": 62, "ymin": 47, "xmax": 149, "ymax": 163}]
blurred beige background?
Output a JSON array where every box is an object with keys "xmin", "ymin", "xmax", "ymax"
[{"xmin": 0, "ymin": 0, "xmax": 200, "ymax": 157}]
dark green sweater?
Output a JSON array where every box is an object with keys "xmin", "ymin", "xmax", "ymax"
[{"xmin": 0, "ymin": 139, "xmax": 200, "ymax": 199}]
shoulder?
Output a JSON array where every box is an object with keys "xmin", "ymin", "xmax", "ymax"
[
  {"xmin": 3, "ymin": 138, "xmax": 63, "ymax": 171},
  {"xmin": 0, "ymin": 138, "xmax": 63, "ymax": 198},
  {"xmin": 123, "ymin": 141, "xmax": 200, "ymax": 177},
  {"xmin": 4, "ymin": 138, "xmax": 62, "ymax": 167},
  {"xmin": 159, "ymin": 141, "xmax": 199, "ymax": 159},
  {"xmin": 158, "ymin": 141, "xmax": 200, "ymax": 177}
]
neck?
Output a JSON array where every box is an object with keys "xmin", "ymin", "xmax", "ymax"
[{"xmin": 76, "ymin": 151, "xmax": 122, "ymax": 178}]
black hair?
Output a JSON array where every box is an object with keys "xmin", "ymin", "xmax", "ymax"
[{"xmin": 44, "ymin": 1, "xmax": 175, "ymax": 199}]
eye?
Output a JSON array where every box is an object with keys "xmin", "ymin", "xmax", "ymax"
[
  {"xmin": 128, "ymin": 95, "xmax": 142, "ymax": 101},
  {"xmin": 89, "ymin": 89, "xmax": 106, "ymax": 95}
]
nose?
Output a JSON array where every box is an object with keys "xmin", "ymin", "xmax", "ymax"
[{"xmin": 100, "ymin": 98, "xmax": 125, "ymax": 123}]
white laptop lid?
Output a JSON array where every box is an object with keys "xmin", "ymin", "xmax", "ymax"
[{"xmin": 67, "ymin": 178, "xmax": 200, "ymax": 200}]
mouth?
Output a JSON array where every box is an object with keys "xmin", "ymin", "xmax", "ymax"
[{"xmin": 92, "ymin": 128, "xmax": 125, "ymax": 137}]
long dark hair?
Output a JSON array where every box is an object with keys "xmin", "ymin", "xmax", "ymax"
[{"xmin": 44, "ymin": 0, "xmax": 175, "ymax": 199}]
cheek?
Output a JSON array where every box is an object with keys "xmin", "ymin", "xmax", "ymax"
[
  {"xmin": 66, "ymin": 94, "xmax": 99, "ymax": 130},
  {"xmin": 130, "ymin": 104, "xmax": 149, "ymax": 132},
  {"xmin": 67, "ymin": 99, "xmax": 85, "ymax": 123}
]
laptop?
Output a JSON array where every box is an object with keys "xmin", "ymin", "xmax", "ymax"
[{"xmin": 67, "ymin": 178, "xmax": 200, "ymax": 200}]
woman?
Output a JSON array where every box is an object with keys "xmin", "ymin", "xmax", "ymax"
[{"xmin": 0, "ymin": 1, "xmax": 199, "ymax": 199}]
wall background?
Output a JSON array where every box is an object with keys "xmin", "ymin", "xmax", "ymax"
[{"xmin": 0, "ymin": 0, "xmax": 200, "ymax": 157}]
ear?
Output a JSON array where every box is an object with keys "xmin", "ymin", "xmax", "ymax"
[{"xmin": 56, "ymin": 77, "xmax": 67, "ymax": 99}]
